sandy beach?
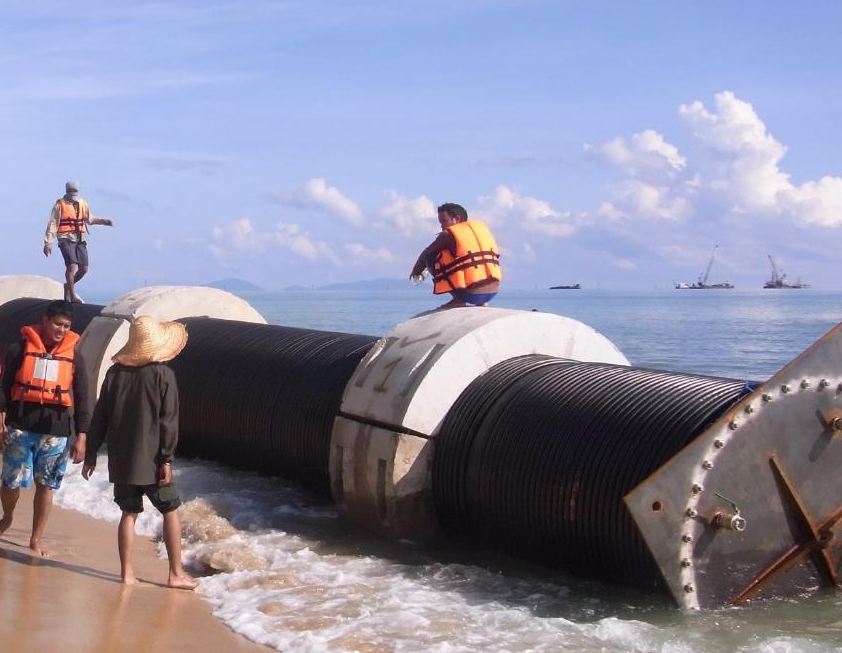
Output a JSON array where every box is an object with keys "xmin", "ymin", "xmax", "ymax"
[{"xmin": 0, "ymin": 488, "xmax": 270, "ymax": 652}]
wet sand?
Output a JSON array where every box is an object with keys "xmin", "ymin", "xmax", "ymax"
[{"xmin": 0, "ymin": 490, "xmax": 270, "ymax": 652}]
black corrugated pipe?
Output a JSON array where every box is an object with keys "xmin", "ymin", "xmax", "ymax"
[
  {"xmin": 0, "ymin": 298, "xmax": 103, "ymax": 350},
  {"xmin": 433, "ymin": 355, "xmax": 756, "ymax": 588},
  {"xmin": 170, "ymin": 317, "xmax": 378, "ymax": 494}
]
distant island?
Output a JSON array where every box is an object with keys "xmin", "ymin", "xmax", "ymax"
[
  {"xmin": 204, "ymin": 278, "xmax": 263, "ymax": 292},
  {"xmin": 282, "ymin": 278, "xmax": 409, "ymax": 292}
]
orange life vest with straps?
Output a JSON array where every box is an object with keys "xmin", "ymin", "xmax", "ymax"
[
  {"xmin": 11, "ymin": 325, "xmax": 79, "ymax": 408},
  {"xmin": 56, "ymin": 198, "xmax": 90, "ymax": 235},
  {"xmin": 432, "ymin": 220, "xmax": 502, "ymax": 295}
]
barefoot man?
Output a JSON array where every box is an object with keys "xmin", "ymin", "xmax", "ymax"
[
  {"xmin": 0, "ymin": 300, "xmax": 90, "ymax": 556},
  {"xmin": 43, "ymin": 180, "xmax": 114, "ymax": 303},
  {"xmin": 82, "ymin": 315, "xmax": 197, "ymax": 590}
]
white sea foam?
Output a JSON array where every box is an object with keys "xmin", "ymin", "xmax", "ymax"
[{"xmin": 55, "ymin": 456, "xmax": 841, "ymax": 653}]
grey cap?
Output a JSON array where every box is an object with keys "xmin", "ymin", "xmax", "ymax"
[{"xmin": 65, "ymin": 180, "xmax": 80, "ymax": 194}]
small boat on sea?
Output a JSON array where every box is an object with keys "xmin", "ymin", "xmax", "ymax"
[{"xmin": 550, "ymin": 284, "xmax": 581, "ymax": 290}]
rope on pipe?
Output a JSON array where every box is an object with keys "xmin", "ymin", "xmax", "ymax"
[
  {"xmin": 0, "ymin": 298, "xmax": 104, "ymax": 351},
  {"xmin": 432, "ymin": 354, "xmax": 756, "ymax": 588},
  {"xmin": 170, "ymin": 317, "xmax": 378, "ymax": 493}
]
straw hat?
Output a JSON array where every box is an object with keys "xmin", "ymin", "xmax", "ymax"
[{"xmin": 112, "ymin": 315, "xmax": 188, "ymax": 367}]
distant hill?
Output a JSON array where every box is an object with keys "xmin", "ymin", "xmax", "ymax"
[
  {"xmin": 204, "ymin": 278, "xmax": 263, "ymax": 292},
  {"xmin": 317, "ymin": 277, "xmax": 407, "ymax": 291}
]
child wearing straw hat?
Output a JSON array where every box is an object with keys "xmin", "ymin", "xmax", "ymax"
[{"xmin": 82, "ymin": 315, "xmax": 197, "ymax": 589}]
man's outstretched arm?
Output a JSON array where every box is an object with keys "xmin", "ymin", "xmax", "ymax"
[{"xmin": 88, "ymin": 213, "xmax": 114, "ymax": 227}]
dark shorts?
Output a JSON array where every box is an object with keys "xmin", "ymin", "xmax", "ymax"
[
  {"xmin": 58, "ymin": 239, "xmax": 89, "ymax": 267},
  {"xmin": 114, "ymin": 482, "xmax": 182, "ymax": 514},
  {"xmin": 452, "ymin": 289, "xmax": 498, "ymax": 306}
]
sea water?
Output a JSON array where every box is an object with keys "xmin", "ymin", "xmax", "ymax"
[{"xmin": 60, "ymin": 289, "xmax": 842, "ymax": 652}]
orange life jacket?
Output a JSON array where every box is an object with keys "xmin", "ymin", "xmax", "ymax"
[
  {"xmin": 56, "ymin": 198, "xmax": 90, "ymax": 235},
  {"xmin": 432, "ymin": 220, "xmax": 502, "ymax": 294},
  {"xmin": 11, "ymin": 325, "xmax": 79, "ymax": 408}
]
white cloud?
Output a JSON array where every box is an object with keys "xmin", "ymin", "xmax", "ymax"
[
  {"xmin": 615, "ymin": 180, "xmax": 690, "ymax": 221},
  {"xmin": 679, "ymin": 91, "xmax": 842, "ymax": 226},
  {"xmin": 586, "ymin": 129, "xmax": 686, "ymax": 180},
  {"xmin": 379, "ymin": 192, "xmax": 437, "ymax": 236},
  {"xmin": 277, "ymin": 178, "xmax": 364, "ymax": 226},
  {"xmin": 477, "ymin": 185, "xmax": 575, "ymax": 237},
  {"xmin": 208, "ymin": 218, "xmax": 338, "ymax": 265},
  {"xmin": 589, "ymin": 91, "xmax": 842, "ymax": 228},
  {"xmin": 344, "ymin": 243, "xmax": 396, "ymax": 265},
  {"xmin": 274, "ymin": 222, "xmax": 339, "ymax": 263},
  {"xmin": 209, "ymin": 218, "xmax": 265, "ymax": 262}
]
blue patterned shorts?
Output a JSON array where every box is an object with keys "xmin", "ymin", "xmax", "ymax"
[{"xmin": 1, "ymin": 429, "xmax": 72, "ymax": 490}]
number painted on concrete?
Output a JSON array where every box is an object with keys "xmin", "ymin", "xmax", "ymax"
[{"xmin": 373, "ymin": 357, "xmax": 402, "ymax": 393}]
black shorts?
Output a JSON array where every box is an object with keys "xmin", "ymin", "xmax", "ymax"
[
  {"xmin": 58, "ymin": 240, "xmax": 89, "ymax": 267},
  {"xmin": 113, "ymin": 482, "xmax": 182, "ymax": 514}
]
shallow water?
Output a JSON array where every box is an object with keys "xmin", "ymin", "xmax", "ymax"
[{"xmin": 64, "ymin": 288, "xmax": 842, "ymax": 652}]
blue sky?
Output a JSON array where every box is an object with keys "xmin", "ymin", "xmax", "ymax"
[{"xmin": 2, "ymin": 1, "xmax": 841, "ymax": 293}]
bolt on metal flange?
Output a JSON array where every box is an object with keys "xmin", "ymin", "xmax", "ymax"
[
  {"xmin": 762, "ymin": 393, "xmax": 773, "ymax": 402},
  {"xmin": 692, "ymin": 484, "xmax": 704, "ymax": 494},
  {"xmin": 702, "ymin": 460, "xmax": 714, "ymax": 470},
  {"xmin": 684, "ymin": 584, "xmax": 694, "ymax": 593},
  {"xmin": 744, "ymin": 405, "xmax": 755, "ymax": 414},
  {"xmin": 819, "ymin": 379, "xmax": 830, "ymax": 390},
  {"xmin": 714, "ymin": 439, "xmax": 725, "ymax": 449},
  {"xmin": 686, "ymin": 508, "xmax": 698, "ymax": 518},
  {"xmin": 682, "ymin": 534, "xmax": 694, "ymax": 543},
  {"xmin": 801, "ymin": 379, "xmax": 811, "ymax": 390},
  {"xmin": 714, "ymin": 512, "xmax": 747, "ymax": 532},
  {"xmin": 681, "ymin": 558, "xmax": 692, "ymax": 568},
  {"xmin": 781, "ymin": 384, "xmax": 791, "ymax": 394}
]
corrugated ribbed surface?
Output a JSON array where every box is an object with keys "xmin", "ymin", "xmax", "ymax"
[
  {"xmin": 433, "ymin": 354, "xmax": 754, "ymax": 587},
  {"xmin": 170, "ymin": 317, "xmax": 377, "ymax": 493}
]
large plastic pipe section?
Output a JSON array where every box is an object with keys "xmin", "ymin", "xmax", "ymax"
[
  {"xmin": 76, "ymin": 285, "xmax": 267, "ymax": 401},
  {"xmin": 170, "ymin": 318, "xmax": 377, "ymax": 492},
  {"xmin": 330, "ymin": 307, "xmax": 630, "ymax": 541},
  {"xmin": 433, "ymin": 355, "xmax": 754, "ymax": 587}
]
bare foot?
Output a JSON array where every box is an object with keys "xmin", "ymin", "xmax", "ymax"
[
  {"xmin": 0, "ymin": 515, "xmax": 11, "ymax": 537},
  {"xmin": 29, "ymin": 538, "xmax": 50, "ymax": 557},
  {"xmin": 168, "ymin": 572, "xmax": 198, "ymax": 590},
  {"xmin": 121, "ymin": 574, "xmax": 139, "ymax": 586}
]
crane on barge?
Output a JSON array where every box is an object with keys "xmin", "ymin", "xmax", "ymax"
[
  {"xmin": 675, "ymin": 245, "xmax": 734, "ymax": 289},
  {"xmin": 764, "ymin": 254, "xmax": 809, "ymax": 289}
]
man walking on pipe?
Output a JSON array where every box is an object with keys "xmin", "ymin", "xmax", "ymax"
[{"xmin": 43, "ymin": 180, "xmax": 114, "ymax": 303}]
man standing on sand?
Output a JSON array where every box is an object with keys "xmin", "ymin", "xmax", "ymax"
[
  {"xmin": 0, "ymin": 300, "xmax": 90, "ymax": 557},
  {"xmin": 82, "ymin": 315, "xmax": 197, "ymax": 590},
  {"xmin": 43, "ymin": 180, "xmax": 114, "ymax": 303},
  {"xmin": 410, "ymin": 202, "xmax": 502, "ymax": 309}
]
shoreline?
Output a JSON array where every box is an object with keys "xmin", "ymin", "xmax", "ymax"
[{"xmin": 0, "ymin": 487, "xmax": 270, "ymax": 652}]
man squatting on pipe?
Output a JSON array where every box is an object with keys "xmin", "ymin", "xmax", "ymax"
[{"xmin": 410, "ymin": 202, "xmax": 502, "ymax": 309}]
